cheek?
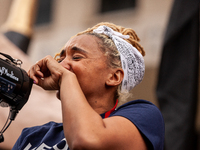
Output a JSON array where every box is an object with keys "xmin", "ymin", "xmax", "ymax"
[
  {"xmin": 72, "ymin": 63, "xmax": 90, "ymax": 82},
  {"xmin": 73, "ymin": 58, "xmax": 109, "ymax": 82},
  {"xmin": 73, "ymin": 67, "xmax": 94, "ymax": 93},
  {"xmin": 74, "ymin": 65, "xmax": 101, "ymax": 85}
]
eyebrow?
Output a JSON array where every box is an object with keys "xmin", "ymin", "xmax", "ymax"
[
  {"xmin": 71, "ymin": 46, "xmax": 88, "ymax": 54},
  {"xmin": 59, "ymin": 49, "xmax": 65, "ymax": 57},
  {"xmin": 59, "ymin": 46, "xmax": 88, "ymax": 57}
]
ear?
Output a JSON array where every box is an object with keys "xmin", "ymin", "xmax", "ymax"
[{"xmin": 106, "ymin": 68, "xmax": 124, "ymax": 87}]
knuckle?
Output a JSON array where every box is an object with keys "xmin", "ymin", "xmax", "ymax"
[{"xmin": 46, "ymin": 55, "xmax": 53, "ymax": 60}]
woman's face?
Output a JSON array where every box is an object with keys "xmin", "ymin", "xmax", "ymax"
[{"xmin": 59, "ymin": 34, "xmax": 112, "ymax": 98}]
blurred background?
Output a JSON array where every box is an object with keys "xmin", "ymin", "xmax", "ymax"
[
  {"xmin": 0, "ymin": 0, "xmax": 174, "ymax": 105},
  {"xmin": 0, "ymin": 0, "xmax": 199, "ymax": 149}
]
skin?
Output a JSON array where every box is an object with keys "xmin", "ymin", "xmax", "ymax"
[{"xmin": 28, "ymin": 34, "xmax": 147, "ymax": 150}]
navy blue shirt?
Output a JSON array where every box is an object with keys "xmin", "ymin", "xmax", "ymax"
[{"xmin": 12, "ymin": 100, "xmax": 165, "ymax": 150}]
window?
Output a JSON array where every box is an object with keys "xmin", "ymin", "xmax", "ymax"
[
  {"xmin": 35, "ymin": 0, "xmax": 53, "ymax": 25},
  {"xmin": 100, "ymin": 0, "xmax": 136, "ymax": 13}
]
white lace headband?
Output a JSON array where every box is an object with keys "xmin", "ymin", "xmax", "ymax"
[{"xmin": 93, "ymin": 25, "xmax": 145, "ymax": 93}]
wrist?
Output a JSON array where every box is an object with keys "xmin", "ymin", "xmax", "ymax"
[{"xmin": 59, "ymin": 70, "xmax": 76, "ymax": 88}]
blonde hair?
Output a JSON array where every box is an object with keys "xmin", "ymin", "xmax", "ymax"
[
  {"xmin": 76, "ymin": 22, "xmax": 145, "ymax": 56},
  {"xmin": 55, "ymin": 22, "xmax": 145, "ymax": 105}
]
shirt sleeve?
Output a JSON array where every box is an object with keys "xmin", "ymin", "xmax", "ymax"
[{"xmin": 111, "ymin": 100, "xmax": 165, "ymax": 150}]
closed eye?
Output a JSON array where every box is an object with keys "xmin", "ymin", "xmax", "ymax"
[
  {"xmin": 58, "ymin": 49, "xmax": 66, "ymax": 63},
  {"xmin": 72, "ymin": 54, "xmax": 84, "ymax": 60}
]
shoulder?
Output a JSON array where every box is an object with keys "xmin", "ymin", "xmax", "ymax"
[
  {"xmin": 22, "ymin": 121, "xmax": 63, "ymax": 134},
  {"xmin": 113, "ymin": 99, "xmax": 163, "ymax": 122},
  {"xmin": 111, "ymin": 99, "xmax": 165, "ymax": 150},
  {"xmin": 117, "ymin": 99, "xmax": 159, "ymax": 109},
  {"xmin": 12, "ymin": 122, "xmax": 64, "ymax": 149},
  {"xmin": 113, "ymin": 99, "xmax": 164, "ymax": 121}
]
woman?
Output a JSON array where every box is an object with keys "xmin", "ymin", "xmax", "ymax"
[{"xmin": 12, "ymin": 22, "xmax": 164, "ymax": 150}]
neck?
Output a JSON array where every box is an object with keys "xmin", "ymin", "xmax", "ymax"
[{"xmin": 87, "ymin": 94, "xmax": 116, "ymax": 115}]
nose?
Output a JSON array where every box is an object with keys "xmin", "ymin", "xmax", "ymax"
[{"xmin": 59, "ymin": 57, "xmax": 71, "ymax": 71}]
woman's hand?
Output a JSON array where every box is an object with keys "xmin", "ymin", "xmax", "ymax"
[{"xmin": 28, "ymin": 55, "xmax": 66, "ymax": 90}]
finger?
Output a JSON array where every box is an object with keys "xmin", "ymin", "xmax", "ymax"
[
  {"xmin": 33, "ymin": 63, "xmax": 44, "ymax": 77},
  {"xmin": 28, "ymin": 65, "xmax": 42, "ymax": 84},
  {"xmin": 34, "ymin": 63, "xmax": 44, "ymax": 77},
  {"xmin": 32, "ymin": 76, "xmax": 39, "ymax": 84},
  {"xmin": 36, "ymin": 77, "xmax": 44, "ymax": 87}
]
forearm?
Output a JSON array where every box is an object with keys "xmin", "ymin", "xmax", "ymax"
[{"xmin": 60, "ymin": 73, "xmax": 106, "ymax": 149}]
